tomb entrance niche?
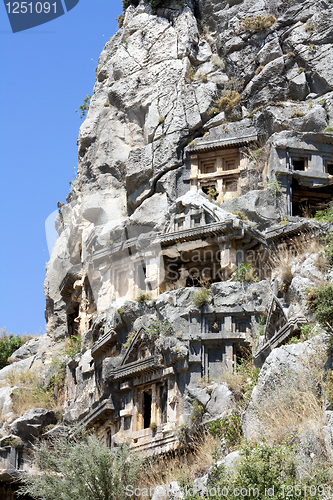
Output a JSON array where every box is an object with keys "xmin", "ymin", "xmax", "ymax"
[
  {"xmin": 143, "ymin": 391, "xmax": 152, "ymax": 429},
  {"xmin": 291, "ymin": 178, "xmax": 333, "ymax": 217}
]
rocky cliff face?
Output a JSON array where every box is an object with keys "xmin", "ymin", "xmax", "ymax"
[{"xmin": 1, "ymin": 0, "xmax": 333, "ymax": 493}]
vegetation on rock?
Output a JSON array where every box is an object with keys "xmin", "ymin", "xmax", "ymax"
[
  {"xmin": 192, "ymin": 289, "xmax": 210, "ymax": 308},
  {"xmin": 238, "ymin": 14, "xmax": 277, "ymax": 33},
  {"xmin": 19, "ymin": 432, "xmax": 142, "ymax": 500},
  {"xmin": 307, "ymin": 283, "xmax": 333, "ymax": 328},
  {"xmin": 0, "ymin": 328, "xmax": 34, "ymax": 369},
  {"xmin": 186, "ymin": 441, "xmax": 329, "ymax": 500}
]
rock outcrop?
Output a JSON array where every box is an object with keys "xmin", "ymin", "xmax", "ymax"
[{"xmin": 1, "ymin": 0, "xmax": 333, "ymax": 495}]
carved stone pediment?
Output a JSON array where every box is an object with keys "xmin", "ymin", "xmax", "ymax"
[
  {"xmin": 121, "ymin": 328, "xmax": 158, "ymax": 366},
  {"xmin": 264, "ymin": 297, "xmax": 287, "ymax": 342}
]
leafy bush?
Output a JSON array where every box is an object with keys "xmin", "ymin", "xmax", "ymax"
[
  {"xmin": 289, "ymin": 108, "xmax": 305, "ymax": 119},
  {"xmin": 75, "ymin": 95, "xmax": 91, "ymax": 119},
  {"xmin": 146, "ymin": 319, "xmax": 173, "ymax": 337},
  {"xmin": 124, "ymin": 331, "xmax": 136, "ymax": 350},
  {"xmin": 324, "ymin": 233, "xmax": 333, "ymax": 265},
  {"xmin": 198, "ymin": 441, "xmax": 329, "ymax": 500},
  {"xmin": 19, "ymin": 432, "xmax": 142, "ymax": 500},
  {"xmin": 267, "ymin": 177, "xmax": 282, "ymax": 195},
  {"xmin": 116, "ymin": 14, "xmax": 125, "ymax": 28},
  {"xmin": 0, "ymin": 328, "xmax": 33, "ymax": 369},
  {"xmin": 314, "ymin": 206, "xmax": 333, "ymax": 223},
  {"xmin": 149, "ymin": 422, "xmax": 157, "ymax": 432},
  {"xmin": 325, "ymin": 369, "xmax": 333, "ymax": 401},
  {"xmin": 221, "ymin": 358, "xmax": 260, "ymax": 403},
  {"xmin": 193, "ymin": 289, "xmax": 210, "ymax": 308},
  {"xmin": 324, "ymin": 126, "xmax": 333, "ymax": 133},
  {"xmin": 235, "ymin": 263, "xmax": 253, "ymax": 282},
  {"xmin": 207, "ymin": 413, "xmax": 242, "ymax": 450},
  {"xmin": 307, "ymin": 283, "xmax": 333, "ymax": 327},
  {"xmin": 63, "ymin": 334, "xmax": 81, "ymax": 359}
]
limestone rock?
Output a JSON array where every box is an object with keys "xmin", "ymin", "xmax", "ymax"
[
  {"xmin": 204, "ymin": 383, "xmax": 233, "ymax": 421},
  {"xmin": 10, "ymin": 408, "xmax": 57, "ymax": 440}
]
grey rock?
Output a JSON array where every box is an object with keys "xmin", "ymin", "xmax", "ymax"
[
  {"xmin": 222, "ymin": 190, "xmax": 280, "ymax": 230},
  {"xmin": 186, "ymin": 387, "xmax": 211, "ymax": 407},
  {"xmin": 258, "ymin": 38, "xmax": 283, "ymax": 66},
  {"xmin": 288, "ymin": 72, "xmax": 309, "ymax": 101},
  {"xmin": 208, "ymin": 451, "xmax": 241, "ymax": 476},
  {"xmin": 151, "ymin": 486, "xmax": 168, "ymax": 500},
  {"xmin": 167, "ymin": 481, "xmax": 184, "ymax": 500},
  {"xmin": 205, "ymin": 383, "xmax": 233, "ymax": 420},
  {"xmin": 243, "ymin": 335, "xmax": 327, "ymax": 440},
  {"xmin": 10, "ymin": 408, "xmax": 57, "ymax": 440}
]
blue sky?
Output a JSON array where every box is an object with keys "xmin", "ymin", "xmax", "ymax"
[{"xmin": 0, "ymin": 0, "xmax": 123, "ymax": 335}]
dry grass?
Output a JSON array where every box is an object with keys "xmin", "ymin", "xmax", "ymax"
[
  {"xmin": 268, "ymin": 233, "xmax": 325, "ymax": 284},
  {"xmin": 254, "ymin": 342, "xmax": 327, "ymax": 444},
  {"xmin": 0, "ymin": 366, "xmax": 63, "ymax": 418},
  {"xmin": 243, "ymin": 141, "xmax": 270, "ymax": 169},
  {"xmin": 215, "ymin": 91, "xmax": 241, "ymax": 113},
  {"xmin": 139, "ymin": 432, "xmax": 220, "ymax": 491},
  {"xmin": 221, "ymin": 370, "xmax": 248, "ymax": 401},
  {"xmin": 239, "ymin": 14, "xmax": 276, "ymax": 33}
]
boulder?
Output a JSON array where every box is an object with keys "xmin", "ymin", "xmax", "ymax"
[
  {"xmin": 151, "ymin": 486, "xmax": 168, "ymax": 500},
  {"xmin": 10, "ymin": 408, "xmax": 57, "ymax": 440},
  {"xmin": 205, "ymin": 383, "xmax": 233, "ymax": 420}
]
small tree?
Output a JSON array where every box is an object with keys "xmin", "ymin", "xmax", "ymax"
[
  {"xmin": 0, "ymin": 328, "xmax": 25, "ymax": 369},
  {"xmin": 19, "ymin": 431, "xmax": 142, "ymax": 500}
]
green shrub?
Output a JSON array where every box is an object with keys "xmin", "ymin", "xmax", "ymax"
[
  {"xmin": 325, "ymin": 369, "xmax": 333, "ymax": 401},
  {"xmin": 235, "ymin": 263, "xmax": 253, "ymax": 282},
  {"xmin": 207, "ymin": 186, "xmax": 218, "ymax": 201},
  {"xmin": 267, "ymin": 177, "xmax": 282, "ymax": 195},
  {"xmin": 149, "ymin": 422, "xmax": 157, "ymax": 432},
  {"xmin": 193, "ymin": 289, "xmax": 210, "ymax": 308},
  {"xmin": 75, "ymin": 95, "xmax": 91, "ymax": 119},
  {"xmin": 324, "ymin": 126, "xmax": 333, "ymax": 133},
  {"xmin": 207, "ymin": 413, "xmax": 242, "ymax": 450},
  {"xmin": 307, "ymin": 283, "xmax": 333, "ymax": 328},
  {"xmin": 314, "ymin": 207, "xmax": 333, "ymax": 223},
  {"xmin": 190, "ymin": 400, "xmax": 205, "ymax": 427},
  {"xmin": 196, "ymin": 441, "xmax": 329, "ymax": 500},
  {"xmin": 146, "ymin": 319, "xmax": 173, "ymax": 337},
  {"xmin": 116, "ymin": 14, "xmax": 125, "ymax": 28},
  {"xmin": 124, "ymin": 331, "xmax": 136, "ymax": 349},
  {"xmin": 289, "ymin": 108, "xmax": 305, "ymax": 119},
  {"xmin": 0, "ymin": 329, "xmax": 35, "ymax": 369},
  {"xmin": 64, "ymin": 335, "xmax": 81, "ymax": 359},
  {"xmin": 136, "ymin": 289, "xmax": 151, "ymax": 304},
  {"xmin": 18, "ymin": 433, "xmax": 142, "ymax": 500},
  {"xmin": 325, "ymin": 233, "xmax": 333, "ymax": 264}
]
